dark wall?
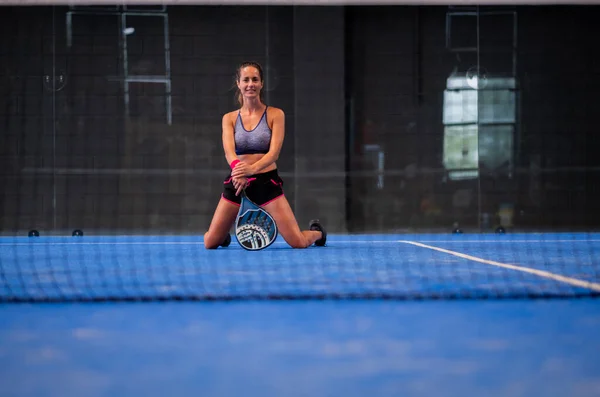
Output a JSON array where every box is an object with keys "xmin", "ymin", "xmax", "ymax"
[
  {"xmin": 1, "ymin": 7, "xmax": 55, "ymax": 232},
  {"xmin": 516, "ymin": 6, "xmax": 600, "ymax": 227},
  {"xmin": 346, "ymin": 5, "xmax": 600, "ymax": 231},
  {"xmin": 1, "ymin": 5, "xmax": 599, "ymax": 235},
  {"xmin": 292, "ymin": 6, "xmax": 346, "ymax": 232}
]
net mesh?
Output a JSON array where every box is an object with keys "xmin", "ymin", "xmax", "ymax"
[
  {"xmin": 2, "ymin": 235, "xmax": 600, "ymax": 302},
  {"xmin": 1, "ymin": 3, "xmax": 599, "ymax": 303}
]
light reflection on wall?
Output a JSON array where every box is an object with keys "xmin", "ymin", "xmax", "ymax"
[{"xmin": 442, "ymin": 74, "xmax": 516, "ymax": 180}]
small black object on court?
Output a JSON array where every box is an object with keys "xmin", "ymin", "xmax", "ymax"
[
  {"xmin": 72, "ymin": 229, "xmax": 84, "ymax": 237},
  {"xmin": 495, "ymin": 226, "xmax": 506, "ymax": 234},
  {"xmin": 28, "ymin": 230, "xmax": 40, "ymax": 237},
  {"xmin": 451, "ymin": 222, "xmax": 463, "ymax": 234},
  {"xmin": 220, "ymin": 233, "xmax": 231, "ymax": 247}
]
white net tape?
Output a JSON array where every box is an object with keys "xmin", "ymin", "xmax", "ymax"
[{"xmin": 3, "ymin": 0, "xmax": 599, "ymax": 5}]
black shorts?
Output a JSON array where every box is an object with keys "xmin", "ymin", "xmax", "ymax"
[{"xmin": 222, "ymin": 169, "xmax": 284, "ymax": 207}]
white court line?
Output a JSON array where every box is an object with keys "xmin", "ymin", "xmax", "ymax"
[
  {"xmin": 0, "ymin": 241, "xmax": 205, "ymax": 246},
  {"xmin": 399, "ymin": 240, "xmax": 600, "ymax": 293},
  {"xmin": 0, "ymin": 240, "xmax": 401, "ymax": 246},
  {"xmin": 1, "ymin": 239, "xmax": 599, "ymax": 246},
  {"xmin": 412, "ymin": 240, "xmax": 600, "ymax": 243}
]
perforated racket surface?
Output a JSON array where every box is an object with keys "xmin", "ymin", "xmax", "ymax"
[{"xmin": 235, "ymin": 191, "xmax": 278, "ymax": 251}]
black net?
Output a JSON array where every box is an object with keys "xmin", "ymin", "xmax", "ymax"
[{"xmin": 1, "ymin": 4, "xmax": 599, "ymax": 303}]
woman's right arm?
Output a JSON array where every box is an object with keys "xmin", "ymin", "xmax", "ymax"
[
  {"xmin": 222, "ymin": 112, "xmax": 246, "ymax": 195},
  {"xmin": 222, "ymin": 112, "xmax": 238, "ymax": 166}
]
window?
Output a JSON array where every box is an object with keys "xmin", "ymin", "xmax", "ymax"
[{"xmin": 443, "ymin": 73, "xmax": 515, "ymax": 180}]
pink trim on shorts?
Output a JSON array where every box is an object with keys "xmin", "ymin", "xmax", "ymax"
[
  {"xmin": 221, "ymin": 193, "xmax": 240, "ymax": 207},
  {"xmin": 260, "ymin": 193, "xmax": 284, "ymax": 207}
]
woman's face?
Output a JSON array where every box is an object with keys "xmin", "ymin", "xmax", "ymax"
[{"xmin": 237, "ymin": 66, "xmax": 263, "ymax": 101}]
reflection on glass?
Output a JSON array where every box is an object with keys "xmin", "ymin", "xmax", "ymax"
[{"xmin": 443, "ymin": 74, "xmax": 516, "ymax": 180}]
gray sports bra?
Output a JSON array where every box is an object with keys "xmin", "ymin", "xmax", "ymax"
[{"xmin": 234, "ymin": 107, "xmax": 272, "ymax": 155}]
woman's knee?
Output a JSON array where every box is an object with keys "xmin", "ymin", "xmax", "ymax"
[
  {"xmin": 203, "ymin": 232, "xmax": 220, "ymax": 249},
  {"xmin": 287, "ymin": 235, "xmax": 310, "ymax": 249}
]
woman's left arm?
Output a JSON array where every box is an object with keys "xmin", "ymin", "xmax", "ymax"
[{"xmin": 231, "ymin": 108, "xmax": 285, "ymax": 177}]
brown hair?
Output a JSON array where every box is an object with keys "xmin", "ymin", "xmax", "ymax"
[{"xmin": 235, "ymin": 61, "xmax": 265, "ymax": 106}]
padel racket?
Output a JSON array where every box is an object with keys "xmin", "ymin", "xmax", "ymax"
[{"xmin": 235, "ymin": 190, "xmax": 278, "ymax": 251}]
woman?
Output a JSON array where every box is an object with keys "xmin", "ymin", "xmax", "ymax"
[{"xmin": 203, "ymin": 61, "xmax": 326, "ymax": 249}]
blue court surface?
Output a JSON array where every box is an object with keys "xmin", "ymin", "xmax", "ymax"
[{"xmin": 1, "ymin": 233, "xmax": 599, "ymax": 397}]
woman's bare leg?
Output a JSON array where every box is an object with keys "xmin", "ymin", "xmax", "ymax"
[
  {"xmin": 204, "ymin": 198, "xmax": 239, "ymax": 249},
  {"xmin": 262, "ymin": 195, "xmax": 323, "ymax": 249}
]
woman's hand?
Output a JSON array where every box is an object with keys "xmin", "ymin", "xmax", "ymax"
[
  {"xmin": 232, "ymin": 176, "xmax": 247, "ymax": 196},
  {"xmin": 231, "ymin": 162, "xmax": 255, "ymax": 178}
]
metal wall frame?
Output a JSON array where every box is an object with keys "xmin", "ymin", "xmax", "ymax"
[{"xmin": 66, "ymin": 5, "xmax": 172, "ymax": 125}]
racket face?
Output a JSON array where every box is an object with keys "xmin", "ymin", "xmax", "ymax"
[{"xmin": 235, "ymin": 194, "xmax": 278, "ymax": 251}]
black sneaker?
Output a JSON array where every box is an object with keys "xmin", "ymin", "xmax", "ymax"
[
  {"xmin": 220, "ymin": 233, "xmax": 231, "ymax": 248},
  {"xmin": 309, "ymin": 219, "xmax": 327, "ymax": 247}
]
